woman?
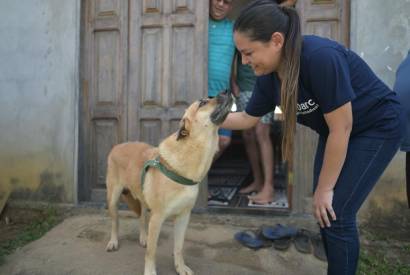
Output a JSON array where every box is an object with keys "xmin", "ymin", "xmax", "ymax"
[{"xmin": 221, "ymin": 1, "xmax": 404, "ymax": 274}]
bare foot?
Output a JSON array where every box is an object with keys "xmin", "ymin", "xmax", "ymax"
[
  {"xmin": 248, "ymin": 187, "xmax": 274, "ymax": 203},
  {"xmin": 239, "ymin": 181, "xmax": 262, "ymax": 194}
]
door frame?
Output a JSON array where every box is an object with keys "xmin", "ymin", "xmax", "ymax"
[{"xmin": 77, "ymin": 0, "xmax": 351, "ymax": 215}]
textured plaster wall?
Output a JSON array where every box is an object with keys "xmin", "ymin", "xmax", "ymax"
[
  {"xmin": 0, "ymin": 0, "xmax": 80, "ymax": 203},
  {"xmin": 350, "ymin": 0, "xmax": 410, "ymax": 228}
]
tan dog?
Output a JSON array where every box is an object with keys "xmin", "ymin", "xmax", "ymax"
[{"xmin": 105, "ymin": 92, "xmax": 233, "ymax": 275}]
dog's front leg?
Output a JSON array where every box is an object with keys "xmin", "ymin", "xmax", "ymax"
[
  {"xmin": 139, "ymin": 206, "xmax": 148, "ymax": 247},
  {"xmin": 174, "ymin": 211, "xmax": 193, "ymax": 275},
  {"xmin": 144, "ymin": 213, "xmax": 164, "ymax": 275}
]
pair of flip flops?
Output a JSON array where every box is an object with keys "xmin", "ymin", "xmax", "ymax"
[
  {"xmin": 293, "ymin": 229, "xmax": 327, "ymax": 262},
  {"xmin": 234, "ymin": 224, "xmax": 297, "ymax": 250},
  {"xmin": 234, "ymin": 225, "xmax": 327, "ymax": 261},
  {"xmin": 234, "ymin": 229, "xmax": 272, "ymax": 250}
]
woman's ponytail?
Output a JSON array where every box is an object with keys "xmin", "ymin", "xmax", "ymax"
[{"xmin": 278, "ymin": 6, "xmax": 301, "ymax": 166}]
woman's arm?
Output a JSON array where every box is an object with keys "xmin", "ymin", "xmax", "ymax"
[
  {"xmin": 314, "ymin": 102, "xmax": 352, "ymax": 228},
  {"xmin": 220, "ymin": 111, "xmax": 260, "ymax": 130},
  {"xmin": 278, "ymin": 0, "xmax": 297, "ymax": 7}
]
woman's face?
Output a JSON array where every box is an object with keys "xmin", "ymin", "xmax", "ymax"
[{"xmin": 234, "ymin": 31, "xmax": 284, "ymax": 76}]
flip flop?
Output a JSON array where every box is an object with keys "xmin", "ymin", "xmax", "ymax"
[
  {"xmin": 234, "ymin": 230, "xmax": 271, "ymax": 250},
  {"xmin": 294, "ymin": 229, "xmax": 312, "ymax": 254},
  {"xmin": 311, "ymin": 233, "xmax": 327, "ymax": 261},
  {"xmin": 262, "ymin": 224, "xmax": 298, "ymax": 240},
  {"xmin": 273, "ymin": 236, "xmax": 292, "ymax": 251},
  {"xmin": 248, "ymin": 198, "xmax": 273, "ymax": 205}
]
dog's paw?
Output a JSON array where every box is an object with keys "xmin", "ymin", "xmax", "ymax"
[
  {"xmin": 176, "ymin": 264, "xmax": 194, "ymax": 275},
  {"xmin": 105, "ymin": 240, "xmax": 119, "ymax": 252},
  {"xmin": 143, "ymin": 267, "xmax": 157, "ymax": 275},
  {"xmin": 139, "ymin": 234, "xmax": 147, "ymax": 247}
]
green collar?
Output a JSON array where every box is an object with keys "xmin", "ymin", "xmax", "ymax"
[{"xmin": 140, "ymin": 156, "xmax": 199, "ymax": 189}]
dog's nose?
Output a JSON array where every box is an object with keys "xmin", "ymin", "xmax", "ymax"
[{"xmin": 222, "ymin": 89, "xmax": 231, "ymax": 96}]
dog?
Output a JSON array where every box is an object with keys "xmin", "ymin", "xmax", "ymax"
[{"xmin": 105, "ymin": 92, "xmax": 233, "ymax": 275}]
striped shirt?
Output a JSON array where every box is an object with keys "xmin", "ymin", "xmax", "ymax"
[{"xmin": 208, "ymin": 18, "xmax": 235, "ymax": 97}]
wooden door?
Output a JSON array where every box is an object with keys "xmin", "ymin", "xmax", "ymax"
[
  {"xmin": 127, "ymin": 0, "xmax": 208, "ymax": 144},
  {"xmin": 79, "ymin": 0, "xmax": 208, "ymax": 202},
  {"xmin": 79, "ymin": 0, "xmax": 129, "ymax": 201},
  {"xmin": 292, "ymin": 0, "xmax": 350, "ymax": 213},
  {"xmin": 298, "ymin": 0, "xmax": 350, "ymax": 46}
]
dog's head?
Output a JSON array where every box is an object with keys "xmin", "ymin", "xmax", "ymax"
[{"xmin": 176, "ymin": 91, "xmax": 234, "ymax": 140}]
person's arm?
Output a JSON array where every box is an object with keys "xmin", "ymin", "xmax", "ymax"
[
  {"xmin": 278, "ymin": 0, "xmax": 297, "ymax": 7},
  {"xmin": 220, "ymin": 111, "xmax": 259, "ymax": 130},
  {"xmin": 314, "ymin": 102, "xmax": 352, "ymax": 228}
]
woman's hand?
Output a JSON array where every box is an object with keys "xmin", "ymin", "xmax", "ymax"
[{"xmin": 313, "ymin": 187, "xmax": 337, "ymax": 228}]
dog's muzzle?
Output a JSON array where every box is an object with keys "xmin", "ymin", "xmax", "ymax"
[{"xmin": 210, "ymin": 90, "xmax": 234, "ymax": 125}]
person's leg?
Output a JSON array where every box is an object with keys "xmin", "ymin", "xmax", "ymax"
[
  {"xmin": 214, "ymin": 129, "xmax": 231, "ymax": 160},
  {"xmin": 248, "ymin": 120, "xmax": 274, "ymax": 203},
  {"xmin": 239, "ymin": 128, "xmax": 264, "ymax": 193},
  {"xmin": 313, "ymin": 136, "xmax": 401, "ymax": 275}
]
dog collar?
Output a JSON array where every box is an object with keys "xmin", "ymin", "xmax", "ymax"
[{"xmin": 140, "ymin": 156, "xmax": 199, "ymax": 189}]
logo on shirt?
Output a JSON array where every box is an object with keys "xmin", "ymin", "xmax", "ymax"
[{"xmin": 297, "ymin": 99, "xmax": 319, "ymax": 115}]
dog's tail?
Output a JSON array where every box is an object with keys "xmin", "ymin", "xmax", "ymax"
[{"xmin": 121, "ymin": 190, "xmax": 141, "ymax": 217}]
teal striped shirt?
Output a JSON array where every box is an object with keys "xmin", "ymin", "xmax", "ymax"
[
  {"xmin": 237, "ymin": 54, "xmax": 256, "ymax": 92},
  {"xmin": 208, "ymin": 18, "xmax": 235, "ymax": 97}
]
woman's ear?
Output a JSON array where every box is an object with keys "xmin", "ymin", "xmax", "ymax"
[
  {"xmin": 271, "ymin": 32, "xmax": 285, "ymax": 49},
  {"xmin": 176, "ymin": 118, "xmax": 190, "ymax": 140}
]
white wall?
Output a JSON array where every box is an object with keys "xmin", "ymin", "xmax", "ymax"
[
  {"xmin": 350, "ymin": 0, "xmax": 410, "ymax": 225},
  {"xmin": 0, "ymin": 0, "xmax": 80, "ymax": 203}
]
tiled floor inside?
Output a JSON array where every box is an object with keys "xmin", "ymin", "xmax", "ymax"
[{"xmin": 207, "ymin": 158, "xmax": 289, "ymax": 210}]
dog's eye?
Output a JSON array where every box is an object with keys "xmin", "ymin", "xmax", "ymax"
[{"xmin": 198, "ymin": 99, "xmax": 208, "ymax": 108}]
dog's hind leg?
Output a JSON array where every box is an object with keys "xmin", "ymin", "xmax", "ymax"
[
  {"xmin": 121, "ymin": 191, "xmax": 141, "ymax": 217},
  {"xmin": 139, "ymin": 206, "xmax": 148, "ymax": 247},
  {"xmin": 144, "ymin": 213, "xmax": 165, "ymax": 275},
  {"xmin": 174, "ymin": 211, "xmax": 193, "ymax": 275},
  {"xmin": 106, "ymin": 184, "xmax": 123, "ymax": 252}
]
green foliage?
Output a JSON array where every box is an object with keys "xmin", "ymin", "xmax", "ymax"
[
  {"xmin": 358, "ymin": 248, "xmax": 410, "ymax": 275},
  {"xmin": 0, "ymin": 207, "xmax": 60, "ymax": 265}
]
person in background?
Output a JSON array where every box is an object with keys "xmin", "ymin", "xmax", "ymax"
[
  {"xmin": 232, "ymin": 50, "xmax": 276, "ymax": 205},
  {"xmin": 220, "ymin": 1, "xmax": 404, "ymax": 274},
  {"xmin": 394, "ymin": 51, "xmax": 410, "ymax": 208},
  {"xmin": 208, "ymin": 0, "xmax": 235, "ymax": 160}
]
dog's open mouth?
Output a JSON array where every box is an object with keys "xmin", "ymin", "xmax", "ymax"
[{"xmin": 210, "ymin": 91, "xmax": 234, "ymax": 125}]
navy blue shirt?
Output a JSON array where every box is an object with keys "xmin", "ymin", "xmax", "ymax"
[{"xmin": 246, "ymin": 35, "xmax": 403, "ymax": 138}]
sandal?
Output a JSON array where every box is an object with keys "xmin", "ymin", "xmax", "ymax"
[
  {"xmin": 294, "ymin": 229, "xmax": 312, "ymax": 254},
  {"xmin": 234, "ymin": 229, "xmax": 272, "ymax": 250},
  {"xmin": 273, "ymin": 236, "xmax": 292, "ymax": 251},
  {"xmin": 311, "ymin": 233, "xmax": 327, "ymax": 261},
  {"xmin": 262, "ymin": 224, "xmax": 297, "ymax": 240}
]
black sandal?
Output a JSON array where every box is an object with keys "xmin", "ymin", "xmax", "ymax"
[
  {"xmin": 311, "ymin": 233, "xmax": 327, "ymax": 261},
  {"xmin": 294, "ymin": 229, "xmax": 312, "ymax": 254},
  {"xmin": 273, "ymin": 236, "xmax": 292, "ymax": 251}
]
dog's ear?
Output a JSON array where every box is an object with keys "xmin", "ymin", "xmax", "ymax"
[{"xmin": 176, "ymin": 118, "xmax": 190, "ymax": 140}]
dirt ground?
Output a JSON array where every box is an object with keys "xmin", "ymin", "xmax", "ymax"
[
  {"xmin": 0, "ymin": 206, "xmax": 56, "ymax": 244},
  {"xmin": 0, "ymin": 205, "xmax": 409, "ymax": 275}
]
